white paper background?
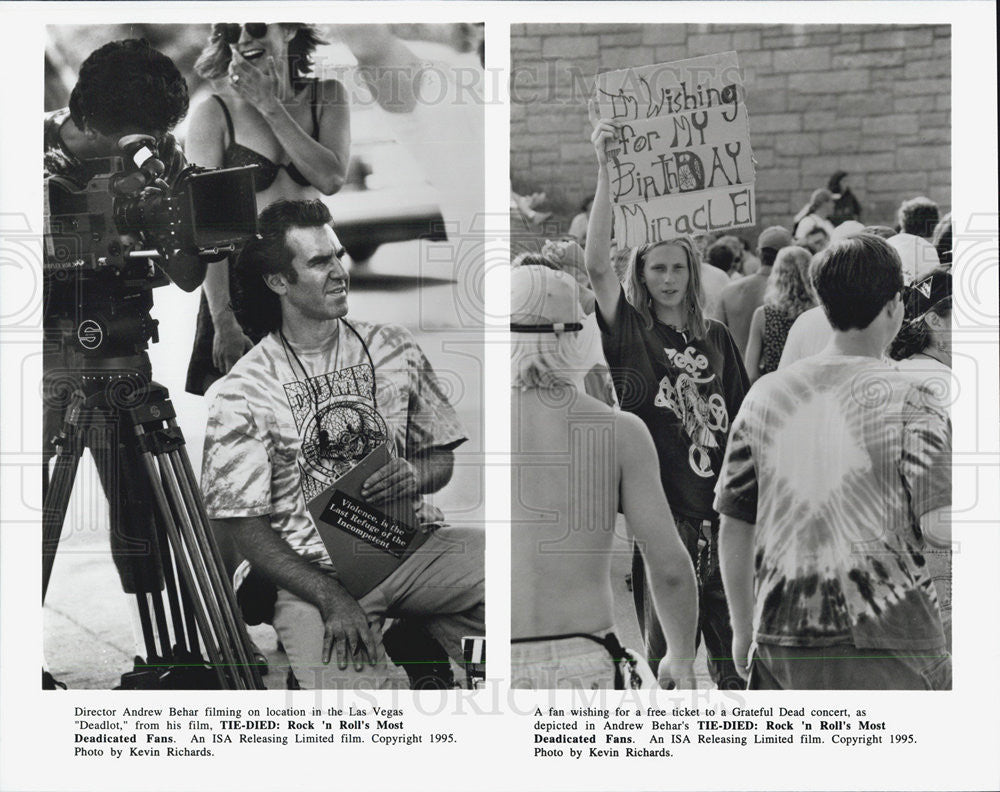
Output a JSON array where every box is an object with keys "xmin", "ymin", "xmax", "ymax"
[{"xmin": 1, "ymin": 2, "xmax": 997, "ymax": 791}]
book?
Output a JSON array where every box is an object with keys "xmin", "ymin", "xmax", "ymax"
[{"xmin": 306, "ymin": 443, "xmax": 432, "ymax": 599}]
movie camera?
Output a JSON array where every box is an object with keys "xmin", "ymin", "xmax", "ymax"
[
  {"xmin": 44, "ymin": 134, "xmax": 257, "ymax": 357},
  {"xmin": 42, "ymin": 135, "xmax": 265, "ymax": 689}
]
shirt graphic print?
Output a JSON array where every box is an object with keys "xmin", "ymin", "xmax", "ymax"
[
  {"xmin": 654, "ymin": 344, "xmax": 730, "ymax": 478},
  {"xmin": 283, "ymin": 362, "xmax": 388, "ymax": 504}
]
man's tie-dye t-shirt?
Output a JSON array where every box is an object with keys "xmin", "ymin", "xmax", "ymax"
[
  {"xmin": 201, "ymin": 321, "xmax": 466, "ymax": 576},
  {"xmin": 715, "ymin": 355, "xmax": 950, "ymax": 650}
]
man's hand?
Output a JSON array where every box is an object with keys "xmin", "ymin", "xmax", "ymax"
[
  {"xmin": 657, "ymin": 653, "xmax": 697, "ymax": 690},
  {"xmin": 213, "ymin": 321, "xmax": 254, "ymax": 374},
  {"xmin": 317, "ymin": 582, "xmax": 382, "ymax": 671},
  {"xmin": 731, "ymin": 631, "xmax": 753, "ymax": 682},
  {"xmin": 361, "ymin": 457, "xmax": 420, "ymax": 505}
]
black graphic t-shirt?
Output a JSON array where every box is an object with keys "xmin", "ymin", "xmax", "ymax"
[{"xmin": 597, "ymin": 285, "xmax": 749, "ymax": 520}]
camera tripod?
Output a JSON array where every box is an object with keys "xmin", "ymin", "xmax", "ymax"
[{"xmin": 42, "ymin": 348, "xmax": 264, "ymax": 690}]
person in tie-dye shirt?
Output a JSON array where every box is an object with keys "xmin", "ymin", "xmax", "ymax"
[
  {"xmin": 201, "ymin": 199, "xmax": 483, "ymax": 689},
  {"xmin": 716, "ymin": 234, "xmax": 951, "ymax": 690}
]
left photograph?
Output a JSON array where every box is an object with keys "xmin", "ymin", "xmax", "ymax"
[{"xmin": 42, "ymin": 22, "xmax": 486, "ymax": 691}]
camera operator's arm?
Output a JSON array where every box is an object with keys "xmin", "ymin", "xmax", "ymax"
[
  {"xmin": 215, "ymin": 516, "xmax": 380, "ymax": 670},
  {"xmin": 228, "ymin": 52, "xmax": 350, "ymax": 195},
  {"xmin": 185, "ymin": 99, "xmax": 253, "ymax": 371}
]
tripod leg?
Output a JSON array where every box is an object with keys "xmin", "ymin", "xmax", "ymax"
[
  {"xmin": 166, "ymin": 445, "xmax": 263, "ymax": 688},
  {"xmin": 133, "ymin": 447, "xmax": 233, "ymax": 689},
  {"xmin": 155, "ymin": 527, "xmax": 190, "ymax": 657},
  {"xmin": 42, "ymin": 395, "xmax": 86, "ymax": 602},
  {"xmin": 136, "ymin": 593, "xmax": 161, "ymax": 664},
  {"xmin": 42, "ymin": 448, "xmax": 82, "ymax": 602},
  {"xmin": 149, "ymin": 591, "xmax": 174, "ymax": 662},
  {"xmin": 156, "ymin": 452, "xmax": 254, "ymax": 689}
]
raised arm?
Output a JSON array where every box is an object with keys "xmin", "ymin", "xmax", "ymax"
[
  {"xmin": 617, "ymin": 413, "xmax": 698, "ymax": 688},
  {"xmin": 228, "ymin": 52, "xmax": 350, "ymax": 194},
  {"xmin": 215, "ymin": 515, "xmax": 380, "ymax": 670},
  {"xmin": 585, "ymin": 100, "xmax": 624, "ymax": 325},
  {"xmin": 337, "ymin": 25, "xmax": 423, "ymax": 114}
]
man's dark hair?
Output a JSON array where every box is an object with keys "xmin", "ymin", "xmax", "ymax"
[
  {"xmin": 759, "ymin": 247, "xmax": 780, "ymax": 269},
  {"xmin": 707, "ymin": 242, "xmax": 735, "ymax": 273},
  {"xmin": 898, "ymin": 196, "xmax": 940, "ymax": 239},
  {"xmin": 232, "ymin": 199, "xmax": 333, "ymax": 338},
  {"xmin": 811, "ymin": 233, "xmax": 903, "ymax": 332},
  {"xmin": 69, "ymin": 39, "xmax": 189, "ymax": 136}
]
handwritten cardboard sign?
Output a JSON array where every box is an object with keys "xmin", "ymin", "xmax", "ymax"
[{"xmin": 596, "ymin": 52, "xmax": 756, "ymax": 247}]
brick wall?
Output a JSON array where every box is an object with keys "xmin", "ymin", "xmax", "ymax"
[{"xmin": 511, "ymin": 24, "xmax": 951, "ymax": 240}]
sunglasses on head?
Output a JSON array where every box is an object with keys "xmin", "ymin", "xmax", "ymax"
[{"xmin": 214, "ymin": 23, "xmax": 269, "ymax": 45}]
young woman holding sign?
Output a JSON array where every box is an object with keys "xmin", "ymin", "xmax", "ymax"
[{"xmin": 584, "ymin": 105, "xmax": 750, "ymax": 690}]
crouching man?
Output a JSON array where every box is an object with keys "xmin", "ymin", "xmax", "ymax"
[
  {"xmin": 201, "ymin": 199, "xmax": 484, "ymax": 688},
  {"xmin": 510, "ymin": 265, "xmax": 698, "ymax": 689}
]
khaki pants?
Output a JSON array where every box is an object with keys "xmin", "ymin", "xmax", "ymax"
[{"xmin": 273, "ymin": 526, "xmax": 484, "ymax": 689}]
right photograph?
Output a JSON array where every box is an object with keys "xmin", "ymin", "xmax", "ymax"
[{"xmin": 510, "ymin": 23, "xmax": 952, "ymax": 691}]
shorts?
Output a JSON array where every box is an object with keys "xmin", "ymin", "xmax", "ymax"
[{"xmin": 511, "ymin": 633, "xmax": 621, "ymax": 690}]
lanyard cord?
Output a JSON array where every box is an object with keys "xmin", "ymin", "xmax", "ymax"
[{"xmin": 278, "ymin": 319, "xmax": 378, "ymax": 414}]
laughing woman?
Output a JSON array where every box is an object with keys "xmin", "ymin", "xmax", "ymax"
[
  {"xmin": 185, "ymin": 23, "xmax": 350, "ymax": 395},
  {"xmin": 585, "ymin": 110, "xmax": 750, "ymax": 690}
]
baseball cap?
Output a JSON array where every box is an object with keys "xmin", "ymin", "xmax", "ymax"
[
  {"xmin": 830, "ymin": 220, "xmax": 865, "ymax": 241},
  {"xmin": 756, "ymin": 225, "xmax": 793, "ymax": 252},
  {"xmin": 510, "ymin": 266, "xmax": 582, "ymax": 334},
  {"xmin": 903, "ymin": 270, "xmax": 951, "ymax": 318}
]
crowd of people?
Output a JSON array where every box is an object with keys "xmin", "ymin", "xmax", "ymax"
[
  {"xmin": 42, "ymin": 29, "xmax": 485, "ymax": 690},
  {"xmin": 511, "ymin": 110, "xmax": 953, "ymax": 691}
]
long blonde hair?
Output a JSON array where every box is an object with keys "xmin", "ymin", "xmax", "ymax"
[
  {"xmin": 623, "ymin": 237, "xmax": 708, "ymax": 338},
  {"xmin": 763, "ymin": 245, "xmax": 815, "ymax": 319}
]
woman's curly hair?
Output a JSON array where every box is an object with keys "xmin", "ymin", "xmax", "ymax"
[
  {"xmin": 195, "ymin": 24, "xmax": 327, "ymax": 91},
  {"xmin": 69, "ymin": 39, "xmax": 189, "ymax": 135},
  {"xmin": 763, "ymin": 245, "xmax": 815, "ymax": 320}
]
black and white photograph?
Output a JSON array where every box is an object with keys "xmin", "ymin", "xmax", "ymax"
[
  {"xmin": 510, "ymin": 23, "xmax": 958, "ymax": 691},
  {"xmin": 0, "ymin": 3, "xmax": 997, "ymax": 792},
  {"xmin": 40, "ymin": 21, "xmax": 486, "ymax": 691}
]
